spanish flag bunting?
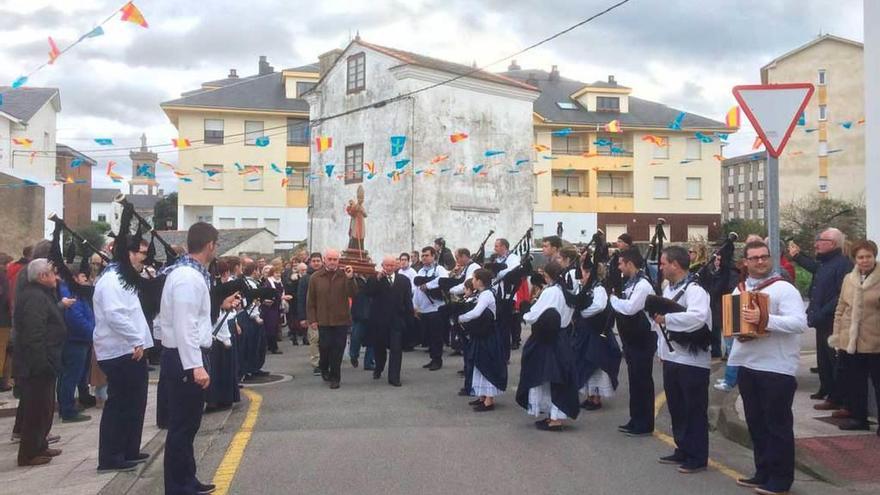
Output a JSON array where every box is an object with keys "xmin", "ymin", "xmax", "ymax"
[
  {"xmin": 12, "ymin": 138, "xmax": 33, "ymax": 147},
  {"xmin": 857, "ymin": 118, "xmax": 866, "ymax": 125},
  {"xmin": 533, "ymin": 144, "xmax": 549, "ymax": 152},
  {"xmin": 450, "ymin": 132, "xmax": 468, "ymax": 143},
  {"xmin": 603, "ymin": 120, "xmax": 622, "ymax": 133},
  {"xmin": 105, "ymin": 160, "xmax": 116, "ymax": 175},
  {"xmin": 120, "ymin": 2, "xmax": 149, "ymax": 28},
  {"xmin": 159, "ymin": 160, "xmax": 176, "ymax": 169},
  {"xmin": 423, "ymin": 168, "xmax": 435, "ymax": 177},
  {"xmin": 281, "ymin": 178, "xmax": 289, "ymax": 188},
  {"xmin": 173, "ymin": 170, "xmax": 190, "ymax": 177},
  {"xmin": 48, "ymin": 37, "xmax": 61, "ymax": 64},
  {"xmin": 315, "ymin": 136, "xmax": 332, "ymax": 152},
  {"xmin": 108, "ymin": 171, "xmax": 125, "ymax": 181},
  {"xmin": 65, "ymin": 176, "xmax": 75, "ymax": 184},
  {"xmin": 364, "ymin": 161, "xmax": 376, "ymax": 175},
  {"xmin": 641, "ymin": 135, "xmax": 667, "ymax": 147},
  {"xmin": 172, "ymin": 138, "xmax": 191, "ymax": 148},
  {"xmin": 534, "ymin": 170, "xmax": 548, "ymax": 176},
  {"xmin": 725, "ymin": 106, "xmax": 740, "ymax": 128}
]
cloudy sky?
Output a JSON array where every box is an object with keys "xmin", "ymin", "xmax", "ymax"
[{"xmin": 0, "ymin": 0, "xmax": 864, "ymax": 191}]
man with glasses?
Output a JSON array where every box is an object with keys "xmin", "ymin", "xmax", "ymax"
[
  {"xmin": 93, "ymin": 240, "xmax": 153, "ymax": 472},
  {"xmin": 788, "ymin": 228, "xmax": 853, "ymax": 410},
  {"xmin": 728, "ymin": 241, "xmax": 807, "ymax": 495},
  {"xmin": 414, "ymin": 247, "xmax": 449, "ymax": 370}
]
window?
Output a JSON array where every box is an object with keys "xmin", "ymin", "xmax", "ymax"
[
  {"xmin": 197, "ymin": 215, "xmax": 212, "ymax": 224},
  {"xmin": 653, "ymin": 176, "xmax": 669, "ymax": 199},
  {"xmin": 597, "ymin": 173, "xmax": 632, "ymax": 197},
  {"xmin": 219, "ymin": 217, "xmax": 235, "ymax": 229},
  {"xmin": 727, "ymin": 203, "xmax": 734, "ymax": 211},
  {"xmin": 596, "ymin": 96, "xmax": 620, "ymax": 112},
  {"xmin": 344, "ymin": 144, "xmax": 364, "ymax": 184},
  {"xmin": 296, "ymin": 81, "xmax": 316, "ymax": 97},
  {"xmin": 245, "ymin": 121, "xmax": 264, "ymax": 145},
  {"xmin": 43, "ymin": 131, "xmax": 50, "ymax": 150},
  {"xmin": 686, "ymin": 177, "xmax": 701, "ymax": 199},
  {"xmin": 727, "ymin": 185, "xmax": 735, "ymax": 193},
  {"xmin": 685, "ymin": 138, "xmax": 701, "ymax": 160},
  {"xmin": 818, "ymin": 141, "xmax": 828, "ymax": 157},
  {"xmin": 758, "ymin": 180, "xmax": 764, "ymax": 190},
  {"xmin": 687, "ymin": 225, "xmax": 708, "ymax": 241},
  {"xmin": 758, "ymin": 200, "xmax": 765, "ymax": 209},
  {"xmin": 204, "ymin": 119, "xmax": 224, "ymax": 144},
  {"xmin": 551, "ymin": 134, "xmax": 585, "ymax": 155},
  {"xmin": 97, "ymin": 214, "xmax": 107, "ymax": 222},
  {"xmin": 556, "ymin": 101, "xmax": 578, "ymax": 110},
  {"xmin": 244, "ymin": 165, "xmax": 263, "ymax": 190},
  {"xmin": 287, "ymin": 119, "xmax": 309, "ymax": 146},
  {"xmin": 347, "ymin": 53, "xmax": 366, "ymax": 93},
  {"xmin": 605, "ymin": 224, "xmax": 628, "ymax": 241},
  {"xmin": 241, "ymin": 218, "xmax": 258, "ymax": 228},
  {"xmin": 818, "ymin": 105, "xmax": 827, "ymax": 121},
  {"xmin": 203, "ymin": 164, "xmax": 224, "ymax": 190},
  {"xmin": 728, "ymin": 167, "xmax": 734, "ymax": 177},
  {"xmin": 652, "ymin": 136, "xmax": 669, "ymax": 159},
  {"xmin": 264, "ymin": 218, "xmax": 280, "ymax": 235},
  {"xmin": 818, "ymin": 176, "xmax": 828, "ymax": 193},
  {"xmin": 286, "ymin": 162, "xmax": 309, "ymax": 190},
  {"xmin": 738, "ymin": 183, "xmax": 745, "ymax": 192},
  {"xmin": 551, "ymin": 173, "xmax": 585, "ymax": 196},
  {"xmin": 818, "ymin": 69, "xmax": 826, "ymax": 86}
]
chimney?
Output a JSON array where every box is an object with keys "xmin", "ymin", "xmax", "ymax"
[
  {"xmin": 318, "ymin": 48, "xmax": 343, "ymax": 78},
  {"xmin": 228, "ymin": 69, "xmax": 238, "ymax": 79},
  {"xmin": 526, "ymin": 72, "xmax": 538, "ymax": 87},
  {"xmin": 608, "ymin": 74, "xmax": 616, "ymax": 85},
  {"xmin": 258, "ymin": 55, "xmax": 274, "ymax": 76},
  {"xmin": 549, "ymin": 65, "xmax": 560, "ymax": 81},
  {"xmin": 508, "ymin": 59, "xmax": 521, "ymax": 71}
]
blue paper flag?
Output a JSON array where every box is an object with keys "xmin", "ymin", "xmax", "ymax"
[
  {"xmin": 180, "ymin": 177, "xmax": 193, "ymax": 183},
  {"xmin": 83, "ymin": 26, "xmax": 104, "ymax": 39},
  {"xmin": 804, "ymin": 128, "xmax": 818, "ymax": 133},
  {"xmin": 70, "ymin": 158, "xmax": 84, "ymax": 168},
  {"xmin": 74, "ymin": 179, "xmax": 88, "ymax": 184},
  {"xmin": 390, "ymin": 136, "xmax": 406, "ymax": 157},
  {"xmin": 694, "ymin": 132, "xmax": 713, "ymax": 143},
  {"xmin": 542, "ymin": 155, "xmax": 558, "ymax": 160},
  {"xmin": 395, "ymin": 159, "xmax": 411, "ymax": 170},
  {"xmin": 136, "ymin": 164, "xmax": 151, "ymax": 175},
  {"xmin": 507, "ymin": 169, "xmax": 520, "ymax": 174},
  {"xmin": 94, "ymin": 138, "xmax": 113, "ymax": 145},
  {"xmin": 668, "ymin": 112, "xmax": 685, "ymax": 130},
  {"xmin": 680, "ymin": 159, "xmax": 696, "ymax": 164},
  {"xmin": 11, "ymin": 76, "xmax": 27, "ymax": 89},
  {"xmin": 515, "ymin": 159, "xmax": 529, "ymax": 167},
  {"xmin": 439, "ymin": 167, "xmax": 451, "ymax": 174},
  {"xmin": 234, "ymin": 162, "xmax": 243, "ymax": 171},
  {"xmin": 0, "ymin": 94, "xmax": 3, "ymax": 107},
  {"xmin": 366, "ymin": 173, "xmax": 376, "ymax": 180},
  {"xmin": 797, "ymin": 112, "xmax": 806, "ymax": 126},
  {"xmin": 594, "ymin": 138, "xmax": 613, "ymax": 147},
  {"xmin": 255, "ymin": 136, "xmax": 269, "ymax": 147},
  {"xmin": 714, "ymin": 132, "xmax": 729, "ymax": 140},
  {"xmin": 247, "ymin": 177, "xmax": 261, "ymax": 182},
  {"xmin": 23, "ymin": 179, "xmax": 38, "ymax": 186},
  {"xmin": 551, "ymin": 128, "xmax": 572, "ymax": 137},
  {"xmin": 270, "ymin": 163, "xmax": 283, "ymax": 173},
  {"xmin": 610, "ymin": 146, "xmax": 624, "ymax": 154},
  {"xmin": 827, "ymin": 148, "xmax": 844, "ymax": 154},
  {"xmin": 472, "ymin": 164, "xmax": 485, "ymax": 174},
  {"xmin": 484, "ymin": 150, "xmax": 505, "ymax": 157},
  {"xmin": 324, "ymin": 164, "xmax": 335, "ymax": 177},
  {"xmin": 840, "ymin": 121, "xmax": 854, "ymax": 129}
]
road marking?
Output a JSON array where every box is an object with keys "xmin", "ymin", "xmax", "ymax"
[
  {"xmin": 653, "ymin": 391, "xmax": 745, "ymax": 481},
  {"xmin": 211, "ymin": 388, "xmax": 263, "ymax": 495}
]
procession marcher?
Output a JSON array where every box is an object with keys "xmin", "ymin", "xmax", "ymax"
[
  {"xmin": 238, "ymin": 259, "xmax": 269, "ymax": 381},
  {"xmin": 205, "ymin": 258, "xmax": 241, "ymax": 413},
  {"xmin": 261, "ymin": 265, "xmax": 285, "ymax": 355},
  {"xmin": 413, "ymin": 246, "xmax": 449, "ymax": 370},
  {"xmin": 397, "ymin": 253, "xmax": 419, "ymax": 352},
  {"xmin": 362, "ymin": 256, "xmax": 413, "ymax": 386},
  {"xmin": 298, "ymin": 253, "xmax": 323, "ymax": 375},
  {"xmin": 491, "ymin": 239, "xmax": 521, "ymax": 356},
  {"xmin": 459, "ymin": 268, "xmax": 506, "ymax": 411}
]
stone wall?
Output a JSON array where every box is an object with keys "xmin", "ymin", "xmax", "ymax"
[{"xmin": 0, "ymin": 172, "xmax": 46, "ymax": 256}]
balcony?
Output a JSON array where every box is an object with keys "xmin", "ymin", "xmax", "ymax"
[{"xmin": 552, "ymin": 193, "xmax": 592, "ymax": 212}]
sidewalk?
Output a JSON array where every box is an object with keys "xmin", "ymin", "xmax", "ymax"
[
  {"xmin": 717, "ymin": 329, "xmax": 880, "ymax": 488},
  {"xmin": 0, "ymin": 381, "xmax": 160, "ymax": 495}
]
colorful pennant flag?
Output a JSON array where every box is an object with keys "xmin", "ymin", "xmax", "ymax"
[
  {"xmin": 694, "ymin": 132, "xmax": 713, "ymax": 143},
  {"xmin": 390, "ymin": 136, "xmax": 406, "ymax": 156},
  {"xmin": 11, "ymin": 76, "xmax": 27, "ymax": 89},
  {"xmin": 840, "ymin": 121, "xmax": 854, "ymax": 129},
  {"xmin": 395, "ymin": 159, "xmax": 411, "ymax": 170},
  {"xmin": 484, "ymin": 150, "xmax": 505, "ymax": 157},
  {"xmin": 70, "ymin": 158, "xmax": 84, "ymax": 168},
  {"xmin": 534, "ymin": 170, "xmax": 548, "ymax": 176},
  {"xmin": 725, "ymin": 106, "xmax": 740, "ymax": 128},
  {"xmin": 610, "ymin": 146, "xmax": 625, "ymax": 154},
  {"xmin": 679, "ymin": 159, "xmax": 696, "ymax": 164},
  {"xmin": 603, "ymin": 120, "xmax": 622, "ymax": 133},
  {"xmin": 12, "ymin": 138, "xmax": 33, "ymax": 147},
  {"xmin": 324, "ymin": 164, "xmax": 335, "ymax": 177},
  {"xmin": 797, "ymin": 112, "xmax": 806, "ymax": 126},
  {"xmin": 74, "ymin": 179, "xmax": 88, "ymax": 184},
  {"xmin": 430, "ymin": 154, "xmax": 449, "ymax": 164},
  {"xmin": 641, "ymin": 135, "xmax": 667, "ymax": 147},
  {"xmin": 233, "ymin": 163, "xmax": 244, "ymax": 172},
  {"xmin": 714, "ymin": 132, "xmax": 730, "ymax": 140},
  {"xmin": 594, "ymin": 138, "xmax": 613, "ymax": 147},
  {"xmin": 270, "ymin": 163, "xmax": 283, "ymax": 173},
  {"xmin": 423, "ymin": 168, "xmax": 435, "ymax": 177},
  {"xmin": 48, "ymin": 37, "xmax": 61, "ymax": 64},
  {"xmin": 82, "ymin": 26, "xmax": 105, "ymax": 39},
  {"xmin": 281, "ymin": 177, "xmax": 289, "ymax": 188},
  {"xmin": 255, "ymin": 136, "xmax": 269, "ymax": 147},
  {"xmin": 788, "ymin": 151, "xmax": 804, "ymax": 157},
  {"xmin": 65, "ymin": 176, "xmax": 75, "ymax": 184},
  {"xmin": 857, "ymin": 118, "xmax": 866, "ymax": 125},
  {"xmin": 315, "ymin": 136, "xmax": 332, "ymax": 152},
  {"xmin": 804, "ymin": 128, "xmax": 819, "ymax": 133},
  {"xmin": 649, "ymin": 161, "xmax": 662, "ymax": 166},
  {"xmin": 542, "ymin": 155, "xmax": 558, "ymax": 160},
  {"xmin": 94, "ymin": 138, "xmax": 113, "ymax": 145},
  {"xmin": 515, "ymin": 159, "xmax": 529, "ymax": 167},
  {"xmin": 507, "ymin": 170, "xmax": 520, "ymax": 174},
  {"xmin": 713, "ymin": 154, "xmax": 724, "ymax": 161},
  {"xmin": 751, "ymin": 136, "xmax": 764, "ymax": 150},
  {"xmin": 364, "ymin": 161, "xmax": 376, "ymax": 175},
  {"xmin": 533, "ymin": 144, "xmax": 549, "ymax": 152},
  {"xmin": 827, "ymin": 149, "xmax": 844, "ymax": 154},
  {"xmin": 668, "ymin": 112, "xmax": 685, "ymax": 130},
  {"xmin": 120, "ymin": 2, "xmax": 149, "ymax": 28},
  {"xmin": 179, "ymin": 177, "xmax": 193, "ymax": 183},
  {"xmin": 173, "ymin": 171, "xmax": 191, "ymax": 177},
  {"xmin": 552, "ymin": 128, "xmax": 572, "ymax": 137},
  {"xmin": 172, "ymin": 138, "xmax": 191, "ymax": 148},
  {"xmin": 136, "ymin": 164, "xmax": 151, "ymax": 175},
  {"xmin": 450, "ymin": 132, "xmax": 468, "ymax": 143},
  {"xmin": 24, "ymin": 179, "xmax": 39, "ymax": 186},
  {"xmin": 472, "ymin": 164, "xmax": 485, "ymax": 174}
]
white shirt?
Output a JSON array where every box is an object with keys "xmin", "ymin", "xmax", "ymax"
[
  {"xmin": 459, "ymin": 289, "xmax": 496, "ymax": 322},
  {"xmin": 727, "ymin": 276, "xmax": 807, "ymax": 377},
  {"xmin": 93, "ymin": 267, "xmax": 154, "ymax": 361},
  {"xmin": 493, "ymin": 252, "xmax": 521, "ymax": 298},
  {"xmin": 213, "ymin": 311, "xmax": 234, "ymax": 348},
  {"xmin": 398, "ymin": 267, "xmax": 417, "ymax": 290},
  {"xmin": 580, "ymin": 285, "xmax": 608, "ymax": 319},
  {"xmin": 523, "ymin": 284, "xmax": 574, "ymax": 328},
  {"xmin": 654, "ymin": 278, "xmax": 712, "ymax": 369},
  {"xmin": 450, "ymin": 261, "xmax": 481, "ymax": 296},
  {"xmin": 413, "ymin": 264, "xmax": 449, "ymax": 314},
  {"xmin": 158, "ymin": 265, "xmax": 213, "ymax": 370},
  {"xmin": 610, "ymin": 276, "xmax": 654, "ymax": 323}
]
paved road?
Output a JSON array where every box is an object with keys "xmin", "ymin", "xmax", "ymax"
[{"xmin": 205, "ymin": 336, "xmax": 848, "ymax": 495}]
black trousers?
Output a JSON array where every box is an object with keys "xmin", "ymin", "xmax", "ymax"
[
  {"xmin": 623, "ymin": 335, "xmax": 657, "ymax": 433},
  {"xmin": 815, "ymin": 324, "xmax": 837, "ymax": 398},
  {"xmin": 16, "ymin": 374, "xmax": 55, "ymax": 465},
  {"xmin": 162, "ymin": 348, "xmax": 206, "ymax": 495},
  {"xmin": 157, "ymin": 370, "xmax": 169, "ymax": 429},
  {"xmin": 738, "ymin": 366, "xmax": 797, "ymax": 492},
  {"xmin": 374, "ymin": 322, "xmax": 404, "ymax": 384},
  {"xmin": 840, "ymin": 351, "xmax": 880, "ymax": 424},
  {"xmin": 422, "ymin": 311, "xmax": 447, "ymax": 363},
  {"xmin": 318, "ymin": 326, "xmax": 348, "ymax": 382},
  {"xmin": 496, "ymin": 299, "xmax": 514, "ymax": 362},
  {"xmin": 98, "ymin": 355, "xmax": 148, "ymax": 467},
  {"xmin": 662, "ymin": 361, "xmax": 709, "ymax": 466}
]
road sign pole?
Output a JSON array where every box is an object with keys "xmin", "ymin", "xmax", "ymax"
[{"xmin": 766, "ymin": 155, "xmax": 781, "ymax": 275}]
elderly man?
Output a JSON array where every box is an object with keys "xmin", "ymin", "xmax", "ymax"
[
  {"xmin": 14, "ymin": 259, "xmax": 73, "ymax": 466},
  {"xmin": 362, "ymin": 256, "xmax": 414, "ymax": 386},
  {"xmin": 789, "ymin": 228, "xmax": 853, "ymax": 409},
  {"xmin": 306, "ymin": 249, "xmax": 357, "ymax": 389}
]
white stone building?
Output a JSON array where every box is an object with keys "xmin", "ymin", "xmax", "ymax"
[{"xmin": 305, "ymin": 39, "xmax": 540, "ymax": 256}]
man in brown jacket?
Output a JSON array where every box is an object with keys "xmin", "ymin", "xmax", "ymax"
[{"xmin": 306, "ymin": 249, "xmax": 357, "ymax": 389}]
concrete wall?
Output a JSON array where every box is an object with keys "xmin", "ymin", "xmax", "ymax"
[
  {"xmin": 308, "ymin": 44, "xmax": 537, "ymax": 257},
  {"xmin": 225, "ymin": 230, "xmax": 277, "ymax": 256},
  {"xmin": 766, "ymin": 38, "xmax": 864, "ymax": 205},
  {"xmin": 597, "ymin": 212, "xmax": 721, "ymax": 243},
  {"xmin": 0, "ymin": 172, "xmax": 45, "ymax": 255},
  {"xmin": 212, "ymin": 205, "xmax": 307, "ymax": 241},
  {"xmin": 533, "ymin": 211, "xmax": 598, "ymax": 244}
]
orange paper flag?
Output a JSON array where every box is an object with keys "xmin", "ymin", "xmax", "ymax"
[
  {"xmin": 641, "ymin": 135, "xmax": 667, "ymax": 147},
  {"xmin": 48, "ymin": 37, "xmax": 61, "ymax": 64},
  {"xmin": 713, "ymin": 154, "xmax": 724, "ymax": 161},
  {"xmin": 450, "ymin": 132, "xmax": 469, "ymax": 143},
  {"xmin": 363, "ymin": 161, "xmax": 376, "ymax": 175},
  {"xmin": 12, "ymin": 138, "xmax": 33, "ymax": 147},
  {"xmin": 751, "ymin": 136, "xmax": 764, "ymax": 150},
  {"xmin": 533, "ymin": 144, "xmax": 549, "ymax": 152},
  {"xmin": 430, "ymin": 154, "xmax": 449, "ymax": 164},
  {"xmin": 172, "ymin": 138, "xmax": 191, "ymax": 148},
  {"xmin": 603, "ymin": 119, "xmax": 623, "ymax": 133},
  {"xmin": 120, "ymin": 2, "xmax": 149, "ymax": 28}
]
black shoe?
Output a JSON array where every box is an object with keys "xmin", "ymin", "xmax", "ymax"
[
  {"xmin": 809, "ymin": 367, "xmax": 819, "ymax": 374},
  {"xmin": 617, "ymin": 423, "xmax": 634, "ymax": 432},
  {"xmin": 270, "ymin": 349, "xmax": 283, "ymax": 355},
  {"xmin": 511, "ymin": 343, "xmax": 520, "ymax": 350},
  {"xmin": 838, "ymin": 419, "xmax": 870, "ymax": 431},
  {"xmin": 78, "ymin": 394, "xmax": 97, "ymax": 408},
  {"xmin": 402, "ymin": 347, "xmax": 415, "ymax": 352},
  {"xmin": 625, "ymin": 430, "xmax": 653, "ymax": 437},
  {"xmin": 534, "ymin": 418, "xmax": 549, "ymax": 426},
  {"xmin": 329, "ymin": 381, "xmax": 340, "ymax": 389},
  {"xmin": 321, "ymin": 371, "xmax": 330, "ymax": 382},
  {"xmin": 351, "ymin": 357, "xmax": 359, "ymax": 368},
  {"xmin": 809, "ymin": 392, "xmax": 827, "ymax": 400},
  {"xmin": 197, "ymin": 481, "xmax": 217, "ymax": 494},
  {"xmin": 97, "ymin": 461, "xmax": 138, "ymax": 472},
  {"xmin": 253, "ymin": 370, "xmax": 270, "ymax": 377},
  {"xmin": 422, "ymin": 361, "xmax": 433, "ymax": 369},
  {"xmin": 473, "ymin": 403, "xmax": 495, "ymax": 412},
  {"xmin": 389, "ymin": 381, "xmax": 402, "ymax": 387},
  {"xmin": 536, "ymin": 421, "xmax": 563, "ymax": 431},
  {"xmin": 291, "ymin": 339, "xmax": 300, "ymax": 346},
  {"xmin": 457, "ymin": 370, "xmax": 465, "ymax": 376},
  {"xmin": 126, "ymin": 452, "xmax": 150, "ymax": 464},
  {"xmin": 373, "ymin": 370, "xmax": 381, "ymax": 380},
  {"xmin": 581, "ymin": 401, "xmax": 602, "ymax": 411},
  {"xmin": 677, "ymin": 463, "xmax": 707, "ymax": 474},
  {"xmin": 428, "ymin": 361, "xmax": 442, "ymax": 371},
  {"xmin": 736, "ymin": 476, "xmax": 765, "ymax": 488},
  {"xmin": 658, "ymin": 453, "xmax": 687, "ymax": 465},
  {"xmin": 312, "ymin": 367, "xmax": 322, "ymax": 376},
  {"xmin": 468, "ymin": 398, "xmax": 484, "ymax": 406}
]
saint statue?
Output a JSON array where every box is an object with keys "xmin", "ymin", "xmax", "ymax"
[{"xmin": 346, "ymin": 185, "xmax": 367, "ymax": 250}]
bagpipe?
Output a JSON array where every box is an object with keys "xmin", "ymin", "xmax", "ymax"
[
  {"xmin": 114, "ymin": 193, "xmax": 178, "ymax": 268},
  {"xmin": 562, "ymin": 230, "xmax": 609, "ymax": 312},
  {"xmin": 645, "ymin": 289, "xmax": 709, "ymax": 355},
  {"xmin": 645, "ymin": 218, "xmax": 667, "ymax": 296},
  {"xmin": 694, "ymin": 231, "xmax": 738, "ymax": 294},
  {"xmin": 47, "ymin": 213, "xmax": 109, "ymax": 299},
  {"xmin": 472, "ymin": 229, "xmax": 494, "ymax": 266},
  {"xmin": 489, "ymin": 228, "xmax": 534, "ymax": 301}
]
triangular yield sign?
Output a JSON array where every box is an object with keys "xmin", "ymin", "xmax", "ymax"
[{"xmin": 732, "ymin": 83, "xmax": 815, "ymax": 158}]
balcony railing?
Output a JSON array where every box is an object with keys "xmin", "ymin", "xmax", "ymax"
[
  {"xmin": 596, "ymin": 148, "xmax": 634, "ymax": 157},
  {"xmin": 597, "ymin": 191, "xmax": 633, "ymax": 198},
  {"xmin": 552, "ymin": 146, "xmax": 589, "ymax": 156},
  {"xmin": 552, "ymin": 189, "xmax": 589, "ymax": 197}
]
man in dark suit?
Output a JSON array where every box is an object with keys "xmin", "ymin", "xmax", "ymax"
[{"xmin": 363, "ymin": 256, "xmax": 414, "ymax": 387}]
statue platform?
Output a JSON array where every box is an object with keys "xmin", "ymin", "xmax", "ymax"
[{"xmin": 340, "ymin": 248, "xmax": 376, "ymax": 276}]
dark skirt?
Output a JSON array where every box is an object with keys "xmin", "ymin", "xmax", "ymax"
[
  {"xmin": 206, "ymin": 323, "xmax": 241, "ymax": 405},
  {"xmin": 466, "ymin": 313, "xmax": 508, "ymax": 392},
  {"xmin": 571, "ymin": 312, "xmax": 622, "ymax": 391}
]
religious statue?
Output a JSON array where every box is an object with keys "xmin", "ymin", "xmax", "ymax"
[{"xmin": 346, "ymin": 185, "xmax": 367, "ymax": 251}]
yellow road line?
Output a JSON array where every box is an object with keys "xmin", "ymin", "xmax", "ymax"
[
  {"xmin": 211, "ymin": 388, "xmax": 263, "ymax": 495},
  {"xmin": 653, "ymin": 391, "xmax": 745, "ymax": 481}
]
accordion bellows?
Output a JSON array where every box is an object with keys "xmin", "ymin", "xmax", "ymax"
[{"xmin": 722, "ymin": 291, "xmax": 770, "ymax": 338}]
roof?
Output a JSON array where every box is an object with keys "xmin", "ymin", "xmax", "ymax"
[
  {"xmin": 57, "ymin": 144, "xmax": 97, "ymax": 166},
  {"xmin": 161, "ymin": 72, "xmax": 310, "ymax": 114},
  {"xmin": 584, "ymin": 79, "xmax": 631, "ymax": 90},
  {"xmin": 91, "ymin": 188, "xmax": 120, "ymax": 203},
  {"xmin": 722, "ymin": 151, "xmax": 768, "ymax": 167},
  {"xmin": 761, "ymin": 34, "xmax": 863, "ymax": 77},
  {"xmin": 154, "ymin": 228, "xmax": 275, "ymax": 258},
  {"xmin": 498, "ymin": 69, "xmax": 728, "ymax": 129},
  {"xmin": 0, "ymin": 86, "xmax": 60, "ymax": 124},
  {"xmin": 283, "ymin": 62, "xmax": 320, "ymax": 73},
  {"xmin": 352, "ymin": 39, "xmax": 538, "ymax": 92}
]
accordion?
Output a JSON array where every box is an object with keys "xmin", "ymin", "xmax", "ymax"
[{"xmin": 722, "ymin": 291, "xmax": 770, "ymax": 339}]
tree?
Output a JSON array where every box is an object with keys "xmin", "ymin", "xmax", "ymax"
[
  {"xmin": 780, "ymin": 194, "xmax": 866, "ymax": 256},
  {"xmin": 722, "ymin": 218, "xmax": 767, "ymax": 240},
  {"xmin": 154, "ymin": 192, "xmax": 178, "ymax": 230},
  {"xmin": 73, "ymin": 221, "xmax": 110, "ymax": 253}
]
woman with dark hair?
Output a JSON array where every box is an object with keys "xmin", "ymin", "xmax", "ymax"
[
  {"xmin": 830, "ymin": 240, "xmax": 880, "ymax": 433},
  {"xmin": 261, "ymin": 266, "xmax": 284, "ymax": 355},
  {"xmin": 516, "ymin": 261, "xmax": 580, "ymax": 430},
  {"xmin": 459, "ymin": 269, "xmax": 506, "ymax": 412},
  {"xmin": 206, "ymin": 258, "xmax": 241, "ymax": 412}
]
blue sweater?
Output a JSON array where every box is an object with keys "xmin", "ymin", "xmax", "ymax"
[
  {"xmin": 795, "ymin": 249, "xmax": 853, "ymax": 329},
  {"xmin": 60, "ymin": 282, "xmax": 95, "ymax": 343}
]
